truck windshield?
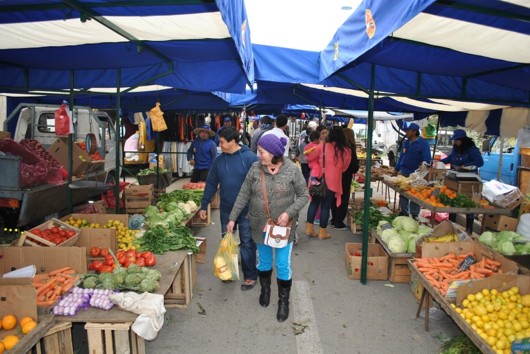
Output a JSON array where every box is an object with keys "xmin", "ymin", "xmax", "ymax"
[
  {"xmin": 489, "ymin": 137, "xmax": 517, "ymax": 153},
  {"xmin": 37, "ymin": 113, "xmax": 55, "ymax": 133}
]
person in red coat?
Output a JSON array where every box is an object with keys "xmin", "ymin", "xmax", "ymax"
[{"xmin": 305, "ymin": 126, "xmax": 351, "ymax": 239}]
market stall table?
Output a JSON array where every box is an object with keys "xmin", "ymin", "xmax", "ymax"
[
  {"xmin": 408, "ymin": 260, "xmax": 496, "ymax": 354},
  {"xmin": 373, "ymin": 231, "xmax": 414, "ymax": 283},
  {"xmin": 382, "ymin": 180, "xmax": 512, "ymax": 228},
  {"xmin": 11, "ymin": 314, "xmax": 55, "ymax": 354}
]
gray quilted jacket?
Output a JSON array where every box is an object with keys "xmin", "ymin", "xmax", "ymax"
[{"xmin": 229, "ymin": 159, "xmax": 309, "ymax": 243}]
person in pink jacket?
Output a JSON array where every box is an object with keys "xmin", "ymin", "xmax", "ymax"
[
  {"xmin": 305, "ymin": 126, "xmax": 351, "ymax": 239},
  {"xmin": 304, "ymin": 130, "xmax": 322, "ymax": 186}
]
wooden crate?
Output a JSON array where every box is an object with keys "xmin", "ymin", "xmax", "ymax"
[
  {"xmin": 164, "ymin": 253, "xmax": 195, "ymax": 308},
  {"xmin": 190, "ymin": 204, "xmax": 211, "ymax": 226},
  {"xmin": 194, "ymin": 237, "xmax": 207, "ymax": 264},
  {"xmin": 125, "ymin": 185, "xmax": 154, "ymax": 214},
  {"xmin": 17, "ymin": 219, "xmax": 80, "ymax": 247},
  {"xmin": 84, "ymin": 322, "xmax": 145, "ymax": 354},
  {"xmin": 210, "ymin": 189, "xmax": 220, "ymax": 209},
  {"xmin": 32, "ymin": 322, "xmax": 73, "ymax": 354},
  {"xmin": 389, "ymin": 256, "xmax": 412, "ymax": 283}
]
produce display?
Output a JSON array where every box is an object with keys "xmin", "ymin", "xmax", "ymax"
[
  {"xmin": 31, "ymin": 266, "xmax": 80, "ymax": 307},
  {"xmin": 76, "ymin": 140, "xmax": 103, "ymax": 160},
  {"xmin": 182, "ymin": 182, "xmax": 205, "ymax": 190},
  {"xmin": 52, "ymin": 288, "xmax": 116, "ymax": 316},
  {"xmin": 88, "ymin": 248, "xmax": 156, "ymax": 273},
  {"xmin": 0, "ymin": 315, "xmax": 38, "ymax": 351},
  {"xmin": 20, "ymin": 139, "xmax": 61, "ymax": 169},
  {"xmin": 139, "ymin": 224, "xmax": 199, "ymax": 254},
  {"xmin": 26, "ymin": 224, "xmax": 77, "ymax": 246},
  {"xmin": 376, "ymin": 216, "xmax": 433, "ymax": 254},
  {"xmin": 80, "ymin": 263, "xmax": 161, "ymax": 292},
  {"xmin": 413, "ymin": 254, "xmax": 503, "ymax": 297},
  {"xmin": 353, "ymin": 206, "xmax": 396, "ymax": 229},
  {"xmin": 137, "ymin": 167, "xmax": 168, "ymax": 176},
  {"xmin": 479, "ymin": 231, "xmax": 530, "ymax": 256},
  {"xmin": 64, "ymin": 216, "xmax": 139, "ymax": 251},
  {"xmin": 452, "ymin": 286, "xmax": 530, "ymax": 353}
]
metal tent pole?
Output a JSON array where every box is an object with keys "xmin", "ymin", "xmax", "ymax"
[
  {"xmin": 361, "ymin": 64, "xmax": 376, "ymax": 285},
  {"xmin": 114, "ymin": 69, "xmax": 121, "ymax": 213},
  {"xmin": 431, "ymin": 116, "xmax": 441, "ymax": 162}
]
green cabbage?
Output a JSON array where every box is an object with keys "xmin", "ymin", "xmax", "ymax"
[
  {"xmin": 499, "ymin": 241, "xmax": 516, "ymax": 256},
  {"xmin": 376, "ymin": 221, "xmax": 391, "ymax": 236},
  {"xmin": 381, "ymin": 229, "xmax": 400, "ymax": 243},
  {"xmin": 417, "ymin": 225, "xmax": 433, "ymax": 237},
  {"xmin": 407, "ymin": 237, "xmax": 418, "ymax": 253},
  {"xmin": 143, "ymin": 205, "xmax": 159, "ymax": 218},
  {"xmin": 388, "ymin": 236, "xmax": 407, "ymax": 253},
  {"xmin": 478, "ymin": 231, "xmax": 496, "ymax": 247},
  {"xmin": 391, "ymin": 216, "xmax": 418, "ymax": 233},
  {"xmin": 392, "ymin": 216, "xmax": 407, "ymax": 231},
  {"xmin": 398, "ymin": 230, "xmax": 412, "ymax": 242}
]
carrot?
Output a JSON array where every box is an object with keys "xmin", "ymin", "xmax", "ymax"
[
  {"xmin": 484, "ymin": 258, "xmax": 501, "ymax": 267},
  {"xmin": 433, "ymin": 262, "xmax": 455, "ymax": 269},
  {"xmin": 59, "ymin": 269, "xmax": 76, "ymax": 275},
  {"xmin": 37, "ymin": 300, "xmax": 56, "ymax": 307},
  {"xmin": 53, "ymin": 276, "xmax": 67, "ymax": 283},
  {"xmin": 62, "ymin": 282, "xmax": 75, "ymax": 293},
  {"xmin": 36, "ymin": 279, "xmax": 57, "ymax": 295},
  {"xmin": 32, "ymin": 274, "xmax": 50, "ymax": 282},
  {"xmin": 49, "ymin": 267, "xmax": 72, "ymax": 276},
  {"xmin": 473, "ymin": 267, "xmax": 493, "ymax": 276}
]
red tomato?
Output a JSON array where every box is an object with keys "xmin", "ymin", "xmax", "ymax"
[
  {"xmin": 50, "ymin": 226, "xmax": 60, "ymax": 234},
  {"xmin": 66, "ymin": 230, "xmax": 76, "ymax": 238},
  {"xmin": 104, "ymin": 257, "xmax": 114, "ymax": 267},
  {"xmin": 125, "ymin": 254, "xmax": 136, "ymax": 263},
  {"xmin": 144, "ymin": 254, "xmax": 156, "ymax": 267},
  {"xmin": 99, "ymin": 265, "xmax": 113, "ymax": 273},
  {"xmin": 90, "ymin": 247, "xmax": 101, "ymax": 257},
  {"xmin": 140, "ymin": 251, "xmax": 153, "ymax": 259},
  {"xmin": 123, "ymin": 261, "xmax": 134, "ymax": 268},
  {"xmin": 117, "ymin": 254, "xmax": 126, "ymax": 265},
  {"xmin": 135, "ymin": 251, "xmax": 142, "ymax": 258},
  {"xmin": 100, "ymin": 248, "xmax": 109, "ymax": 257},
  {"xmin": 116, "ymin": 251, "xmax": 125, "ymax": 258},
  {"xmin": 90, "ymin": 261, "xmax": 104, "ymax": 271},
  {"xmin": 135, "ymin": 258, "xmax": 145, "ymax": 267},
  {"xmin": 30, "ymin": 228, "xmax": 42, "ymax": 235},
  {"xmin": 126, "ymin": 249, "xmax": 136, "ymax": 257},
  {"xmin": 58, "ymin": 229, "xmax": 67, "ymax": 238}
]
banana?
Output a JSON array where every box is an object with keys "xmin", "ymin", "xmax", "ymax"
[{"xmin": 426, "ymin": 233, "xmax": 458, "ymax": 243}]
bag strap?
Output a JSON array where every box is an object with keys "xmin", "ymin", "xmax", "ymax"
[
  {"xmin": 322, "ymin": 143, "xmax": 326, "ymax": 176},
  {"xmin": 260, "ymin": 169, "xmax": 272, "ymax": 219}
]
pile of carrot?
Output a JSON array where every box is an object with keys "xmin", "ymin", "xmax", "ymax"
[
  {"xmin": 31, "ymin": 267, "xmax": 80, "ymax": 306},
  {"xmin": 414, "ymin": 252, "xmax": 502, "ymax": 297}
]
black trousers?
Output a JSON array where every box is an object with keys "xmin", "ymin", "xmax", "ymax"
[
  {"xmin": 190, "ymin": 168, "xmax": 209, "ymax": 182},
  {"xmin": 331, "ymin": 175, "xmax": 352, "ymax": 227}
]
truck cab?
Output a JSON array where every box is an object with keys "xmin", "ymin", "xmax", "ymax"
[{"xmin": 479, "ymin": 137, "xmax": 519, "ymax": 186}]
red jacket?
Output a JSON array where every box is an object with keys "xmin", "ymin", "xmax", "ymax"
[{"xmin": 318, "ymin": 142, "xmax": 351, "ymax": 206}]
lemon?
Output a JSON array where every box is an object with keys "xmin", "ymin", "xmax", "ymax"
[
  {"xmin": 486, "ymin": 336, "xmax": 496, "ymax": 346},
  {"xmin": 486, "ymin": 328, "xmax": 497, "ymax": 337},
  {"xmin": 520, "ymin": 320, "xmax": 529, "ymax": 329},
  {"xmin": 482, "ymin": 289, "xmax": 490, "ymax": 296},
  {"xmin": 467, "ymin": 294, "xmax": 476, "ymax": 302},
  {"xmin": 496, "ymin": 339, "xmax": 506, "ymax": 350}
]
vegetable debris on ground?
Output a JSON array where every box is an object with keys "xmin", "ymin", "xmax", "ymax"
[
  {"xmin": 439, "ymin": 334, "xmax": 481, "ymax": 354},
  {"xmin": 139, "ymin": 224, "xmax": 199, "ymax": 254}
]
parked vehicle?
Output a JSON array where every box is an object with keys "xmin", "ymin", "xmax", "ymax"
[
  {"xmin": 480, "ymin": 137, "xmax": 519, "ymax": 186},
  {"xmin": 0, "ymin": 103, "xmax": 121, "ymax": 228}
]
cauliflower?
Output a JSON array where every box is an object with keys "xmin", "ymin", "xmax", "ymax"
[
  {"xmin": 178, "ymin": 202, "xmax": 192, "ymax": 215},
  {"xmin": 388, "ymin": 236, "xmax": 407, "ymax": 253},
  {"xmin": 186, "ymin": 200, "xmax": 198, "ymax": 212}
]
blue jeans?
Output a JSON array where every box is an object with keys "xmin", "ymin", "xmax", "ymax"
[
  {"xmin": 220, "ymin": 208, "xmax": 257, "ymax": 281},
  {"xmin": 399, "ymin": 196, "xmax": 420, "ymax": 218},
  {"xmin": 257, "ymin": 242, "xmax": 293, "ymax": 281},
  {"xmin": 306, "ymin": 187, "xmax": 335, "ymax": 228}
]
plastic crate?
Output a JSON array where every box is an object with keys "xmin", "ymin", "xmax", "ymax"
[{"xmin": 0, "ymin": 155, "xmax": 21, "ymax": 190}]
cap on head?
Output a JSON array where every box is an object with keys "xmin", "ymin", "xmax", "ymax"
[
  {"xmin": 405, "ymin": 123, "xmax": 420, "ymax": 131},
  {"xmin": 451, "ymin": 129, "xmax": 467, "ymax": 140},
  {"xmin": 307, "ymin": 121, "xmax": 318, "ymax": 129},
  {"xmin": 224, "ymin": 116, "xmax": 232, "ymax": 123}
]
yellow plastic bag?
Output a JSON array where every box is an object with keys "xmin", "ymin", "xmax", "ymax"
[
  {"xmin": 149, "ymin": 102, "xmax": 168, "ymax": 132},
  {"xmin": 213, "ymin": 232, "xmax": 240, "ymax": 281}
]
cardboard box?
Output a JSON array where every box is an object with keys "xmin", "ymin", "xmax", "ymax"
[
  {"xmin": 344, "ymin": 243, "xmax": 388, "ymax": 280},
  {"xmin": 483, "ymin": 214, "xmax": 518, "ymax": 231},
  {"xmin": 416, "ymin": 220, "xmax": 471, "ymax": 258},
  {"xmin": 443, "ymin": 178, "xmax": 482, "ymax": 198},
  {"xmin": 410, "ymin": 271, "xmax": 433, "ymax": 308},
  {"xmin": 455, "ymin": 274, "xmax": 530, "ymax": 306},
  {"xmin": 0, "ymin": 246, "xmax": 87, "ymax": 275},
  {"xmin": 47, "ymin": 137, "xmax": 91, "ymax": 176},
  {"xmin": 0, "ymin": 278, "xmax": 37, "ymax": 341},
  {"xmin": 421, "ymin": 242, "xmax": 519, "ymax": 276}
]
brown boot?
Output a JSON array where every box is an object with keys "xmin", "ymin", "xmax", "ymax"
[
  {"xmin": 305, "ymin": 222, "xmax": 317, "ymax": 237},
  {"xmin": 319, "ymin": 227, "xmax": 331, "ymax": 240}
]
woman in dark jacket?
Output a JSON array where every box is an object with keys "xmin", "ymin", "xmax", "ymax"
[{"xmin": 331, "ymin": 128, "xmax": 359, "ymax": 229}]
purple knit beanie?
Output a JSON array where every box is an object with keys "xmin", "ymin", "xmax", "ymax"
[{"xmin": 259, "ymin": 134, "xmax": 287, "ymax": 157}]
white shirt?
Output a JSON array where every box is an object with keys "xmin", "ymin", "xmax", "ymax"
[{"xmin": 261, "ymin": 127, "xmax": 289, "ymax": 157}]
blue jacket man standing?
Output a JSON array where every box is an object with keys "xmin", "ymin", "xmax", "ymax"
[
  {"xmin": 395, "ymin": 123, "xmax": 431, "ymax": 218},
  {"xmin": 187, "ymin": 125, "xmax": 217, "ymax": 182},
  {"xmin": 199, "ymin": 127, "xmax": 259, "ymax": 290}
]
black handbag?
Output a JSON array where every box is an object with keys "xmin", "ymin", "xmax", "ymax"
[{"xmin": 309, "ymin": 145, "xmax": 326, "ymax": 197}]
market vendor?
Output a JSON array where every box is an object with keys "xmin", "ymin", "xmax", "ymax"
[
  {"xmin": 214, "ymin": 116, "xmax": 233, "ymax": 146},
  {"xmin": 187, "ymin": 125, "xmax": 217, "ymax": 182},
  {"xmin": 394, "ymin": 123, "xmax": 431, "ymax": 219},
  {"xmin": 440, "ymin": 129, "xmax": 484, "ymax": 234}
]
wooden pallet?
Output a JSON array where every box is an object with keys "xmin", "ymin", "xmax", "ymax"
[
  {"xmin": 125, "ymin": 185, "xmax": 154, "ymax": 214},
  {"xmin": 84, "ymin": 322, "xmax": 145, "ymax": 354},
  {"xmin": 32, "ymin": 322, "xmax": 73, "ymax": 354},
  {"xmin": 164, "ymin": 252, "xmax": 195, "ymax": 308}
]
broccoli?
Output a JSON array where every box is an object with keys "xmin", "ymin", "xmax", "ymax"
[
  {"xmin": 82, "ymin": 275, "xmax": 99, "ymax": 289},
  {"xmin": 145, "ymin": 269, "xmax": 161, "ymax": 282},
  {"xmin": 98, "ymin": 272, "xmax": 117, "ymax": 290},
  {"xmin": 125, "ymin": 273, "xmax": 146, "ymax": 288},
  {"xmin": 113, "ymin": 267, "xmax": 127, "ymax": 286},
  {"xmin": 126, "ymin": 264, "xmax": 143, "ymax": 274},
  {"xmin": 139, "ymin": 278, "xmax": 159, "ymax": 292}
]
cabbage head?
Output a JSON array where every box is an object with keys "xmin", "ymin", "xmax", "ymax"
[
  {"xmin": 388, "ymin": 236, "xmax": 407, "ymax": 253},
  {"xmin": 499, "ymin": 241, "xmax": 516, "ymax": 256},
  {"xmin": 515, "ymin": 243, "xmax": 530, "ymax": 255},
  {"xmin": 417, "ymin": 225, "xmax": 433, "ymax": 237},
  {"xmin": 381, "ymin": 229, "xmax": 400, "ymax": 244},
  {"xmin": 143, "ymin": 205, "xmax": 159, "ymax": 218},
  {"xmin": 407, "ymin": 237, "xmax": 418, "ymax": 253},
  {"xmin": 377, "ymin": 221, "xmax": 392, "ymax": 236},
  {"xmin": 392, "ymin": 216, "xmax": 407, "ymax": 231},
  {"xmin": 478, "ymin": 231, "xmax": 496, "ymax": 247},
  {"xmin": 401, "ymin": 217, "xmax": 419, "ymax": 233},
  {"xmin": 398, "ymin": 230, "xmax": 412, "ymax": 242}
]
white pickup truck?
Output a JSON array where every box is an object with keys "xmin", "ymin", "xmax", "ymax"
[{"xmin": 0, "ymin": 103, "xmax": 120, "ymax": 227}]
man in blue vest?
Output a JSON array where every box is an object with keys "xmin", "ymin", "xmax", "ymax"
[
  {"xmin": 395, "ymin": 123, "xmax": 431, "ymax": 219},
  {"xmin": 187, "ymin": 125, "xmax": 217, "ymax": 182}
]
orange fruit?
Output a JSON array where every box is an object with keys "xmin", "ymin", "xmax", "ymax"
[
  {"xmin": 19, "ymin": 316, "xmax": 34, "ymax": 327},
  {"xmin": 1, "ymin": 315, "xmax": 17, "ymax": 330},
  {"xmin": 0, "ymin": 342, "xmax": 4, "ymax": 354},
  {"xmin": 1, "ymin": 335, "xmax": 19, "ymax": 350},
  {"xmin": 22, "ymin": 320, "xmax": 37, "ymax": 334}
]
